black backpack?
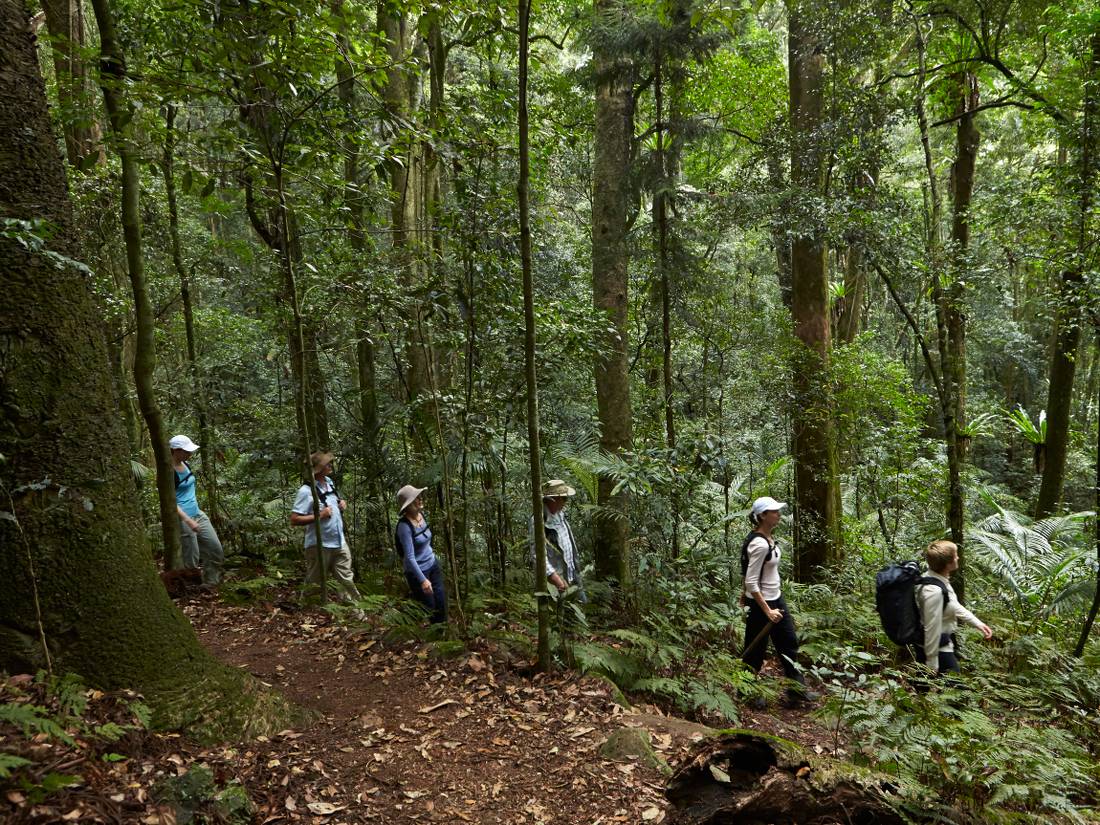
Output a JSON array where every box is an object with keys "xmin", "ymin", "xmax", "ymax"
[{"xmin": 875, "ymin": 561, "xmax": 948, "ymax": 646}]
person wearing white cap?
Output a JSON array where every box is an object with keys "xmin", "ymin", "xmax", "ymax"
[
  {"xmin": 740, "ymin": 496, "xmax": 817, "ymax": 706},
  {"xmin": 529, "ymin": 479, "xmax": 586, "ymax": 603},
  {"xmin": 395, "ymin": 484, "xmax": 446, "ymax": 623},
  {"xmin": 291, "ymin": 452, "xmax": 360, "ymax": 602},
  {"xmin": 170, "ymin": 435, "xmax": 223, "ymax": 586}
]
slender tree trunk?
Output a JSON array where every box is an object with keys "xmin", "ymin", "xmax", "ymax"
[
  {"xmin": 787, "ymin": 1, "xmax": 840, "ymax": 579},
  {"xmin": 1073, "ymin": 322, "xmax": 1100, "ymax": 658},
  {"xmin": 379, "ymin": 4, "xmax": 432, "ymax": 442},
  {"xmin": 948, "ymin": 71, "xmax": 980, "ymax": 459},
  {"xmin": 653, "ymin": 49, "xmax": 679, "ymax": 558},
  {"xmin": 834, "ymin": 245, "xmax": 865, "ymax": 344},
  {"xmin": 1038, "ymin": 32, "xmax": 1099, "ymax": 518},
  {"xmin": 90, "ymin": 0, "xmax": 181, "ymax": 568},
  {"xmin": 40, "ymin": 0, "xmax": 103, "ymax": 168},
  {"xmin": 163, "ymin": 103, "xmax": 217, "ymax": 517},
  {"xmin": 912, "ymin": 13, "xmax": 966, "ymax": 596},
  {"xmin": 518, "ymin": 0, "xmax": 550, "ymax": 670},
  {"xmin": 592, "ymin": 0, "xmax": 634, "ymax": 587},
  {"xmin": 0, "ymin": 0, "xmax": 292, "ymax": 735},
  {"xmin": 766, "ymin": 127, "xmax": 793, "ymax": 310}
]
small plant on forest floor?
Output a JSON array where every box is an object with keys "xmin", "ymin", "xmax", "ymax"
[{"xmin": 822, "ymin": 670, "xmax": 1098, "ymax": 822}]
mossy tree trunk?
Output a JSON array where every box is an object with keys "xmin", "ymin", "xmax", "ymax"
[
  {"xmin": 592, "ymin": 0, "xmax": 635, "ymax": 588},
  {"xmin": 787, "ymin": 0, "xmax": 841, "ymax": 579},
  {"xmin": 518, "ymin": 0, "xmax": 551, "ymax": 670},
  {"xmin": 1037, "ymin": 32, "xmax": 1099, "ymax": 518},
  {"xmin": 89, "ymin": 0, "xmax": 181, "ymax": 568},
  {"xmin": 163, "ymin": 103, "xmax": 217, "ymax": 518},
  {"xmin": 0, "ymin": 0, "xmax": 293, "ymax": 737}
]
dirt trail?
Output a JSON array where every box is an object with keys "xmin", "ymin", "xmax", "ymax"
[{"xmin": 187, "ymin": 597, "xmax": 700, "ymax": 824}]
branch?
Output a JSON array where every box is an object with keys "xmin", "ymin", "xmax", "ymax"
[
  {"xmin": 868, "ymin": 256, "xmax": 946, "ymax": 408},
  {"xmin": 243, "ymin": 175, "xmax": 276, "ymax": 249},
  {"xmin": 931, "ymin": 97, "xmax": 1034, "ymax": 127}
]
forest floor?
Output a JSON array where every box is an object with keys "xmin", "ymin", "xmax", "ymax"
[{"xmin": 1, "ymin": 589, "xmax": 837, "ymax": 825}]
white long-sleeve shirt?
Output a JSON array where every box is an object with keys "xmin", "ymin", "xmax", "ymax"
[
  {"xmin": 917, "ymin": 571, "xmax": 983, "ymax": 671},
  {"xmin": 743, "ymin": 536, "xmax": 781, "ymax": 601}
]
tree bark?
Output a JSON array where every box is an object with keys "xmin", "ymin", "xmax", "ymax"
[
  {"xmin": 40, "ymin": 0, "xmax": 103, "ymax": 168},
  {"xmin": 163, "ymin": 103, "xmax": 217, "ymax": 518},
  {"xmin": 654, "ymin": 48, "xmax": 679, "ymax": 557},
  {"xmin": 1037, "ymin": 32, "xmax": 1099, "ymax": 518},
  {"xmin": 0, "ymin": 0, "xmax": 292, "ymax": 735},
  {"xmin": 787, "ymin": 1, "xmax": 840, "ymax": 579},
  {"xmin": 378, "ymin": 4, "xmax": 433, "ymax": 443},
  {"xmin": 90, "ymin": 0, "xmax": 181, "ymax": 568},
  {"xmin": 1074, "ymin": 323, "xmax": 1100, "ymax": 658},
  {"xmin": 518, "ymin": 0, "xmax": 551, "ymax": 670},
  {"xmin": 591, "ymin": 0, "xmax": 635, "ymax": 587},
  {"xmin": 948, "ymin": 71, "xmax": 980, "ymax": 459}
]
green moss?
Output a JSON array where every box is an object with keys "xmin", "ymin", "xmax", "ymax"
[
  {"xmin": 429, "ymin": 640, "xmax": 468, "ymax": 660},
  {"xmin": 599, "ymin": 727, "xmax": 671, "ymax": 775}
]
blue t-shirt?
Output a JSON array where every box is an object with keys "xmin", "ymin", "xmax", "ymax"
[
  {"xmin": 396, "ymin": 517, "xmax": 435, "ymax": 583},
  {"xmin": 293, "ymin": 477, "xmax": 345, "ymax": 549},
  {"xmin": 175, "ymin": 465, "xmax": 199, "ymax": 518}
]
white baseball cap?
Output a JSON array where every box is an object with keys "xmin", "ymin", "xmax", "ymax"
[
  {"xmin": 169, "ymin": 435, "xmax": 200, "ymax": 452},
  {"xmin": 750, "ymin": 496, "xmax": 787, "ymax": 519}
]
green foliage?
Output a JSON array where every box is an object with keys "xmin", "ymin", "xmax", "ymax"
[
  {"xmin": 154, "ymin": 764, "xmax": 253, "ymax": 825},
  {"xmin": 1006, "ymin": 406, "xmax": 1047, "ymax": 445},
  {"xmin": 0, "ymin": 754, "xmax": 32, "ymax": 779},
  {"xmin": 967, "ymin": 504, "xmax": 1094, "ymax": 624},
  {"xmin": 825, "ymin": 670, "xmax": 1099, "ymax": 822}
]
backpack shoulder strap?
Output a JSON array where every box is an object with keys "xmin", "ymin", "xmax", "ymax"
[
  {"xmin": 174, "ymin": 466, "xmax": 193, "ymax": 490},
  {"xmin": 918, "ymin": 576, "xmax": 950, "ymax": 611}
]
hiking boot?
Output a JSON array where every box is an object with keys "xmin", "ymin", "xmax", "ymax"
[{"xmin": 784, "ymin": 689, "xmax": 821, "ymax": 707}]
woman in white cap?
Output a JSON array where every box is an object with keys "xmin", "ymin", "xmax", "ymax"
[
  {"xmin": 740, "ymin": 496, "xmax": 816, "ymax": 705},
  {"xmin": 170, "ymin": 434, "xmax": 223, "ymax": 586},
  {"xmin": 395, "ymin": 485, "xmax": 447, "ymax": 623}
]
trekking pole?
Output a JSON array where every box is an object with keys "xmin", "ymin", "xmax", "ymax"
[{"xmin": 742, "ymin": 613, "xmax": 780, "ymax": 658}]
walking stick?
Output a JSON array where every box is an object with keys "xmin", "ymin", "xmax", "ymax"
[{"xmin": 742, "ymin": 611, "xmax": 782, "ymax": 658}]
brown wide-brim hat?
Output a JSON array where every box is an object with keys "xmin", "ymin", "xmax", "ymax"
[
  {"xmin": 310, "ymin": 451, "xmax": 336, "ymax": 474},
  {"xmin": 542, "ymin": 479, "xmax": 576, "ymax": 499},
  {"xmin": 397, "ymin": 484, "xmax": 427, "ymax": 514}
]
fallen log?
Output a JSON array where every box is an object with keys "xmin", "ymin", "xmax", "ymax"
[{"xmin": 666, "ymin": 731, "xmax": 969, "ymax": 825}]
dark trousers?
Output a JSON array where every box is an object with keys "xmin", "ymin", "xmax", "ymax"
[
  {"xmin": 742, "ymin": 595, "xmax": 806, "ymax": 689},
  {"xmin": 406, "ymin": 561, "xmax": 447, "ymax": 624},
  {"xmin": 915, "ymin": 647, "xmax": 961, "ymax": 674}
]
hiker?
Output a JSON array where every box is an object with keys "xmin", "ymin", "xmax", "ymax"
[
  {"xmin": 917, "ymin": 540, "xmax": 993, "ymax": 675},
  {"xmin": 170, "ymin": 434, "xmax": 223, "ymax": 586},
  {"xmin": 291, "ymin": 451, "xmax": 360, "ymax": 602},
  {"xmin": 740, "ymin": 496, "xmax": 817, "ymax": 704},
  {"xmin": 530, "ymin": 479, "xmax": 587, "ymax": 603},
  {"xmin": 395, "ymin": 484, "xmax": 447, "ymax": 624}
]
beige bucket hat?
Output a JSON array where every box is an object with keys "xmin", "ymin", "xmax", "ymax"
[
  {"xmin": 542, "ymin": 479, "xmax": 576, "ymax": 499},
  {"xmin": 397, "ymin": 484, "xmax": 427, "ymax": 514}
]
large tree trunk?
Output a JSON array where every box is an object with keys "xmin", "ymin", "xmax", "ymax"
[
  {"xmin": 0, "ymin": 0, "xmax": 292, "ymax": 736},
  {"xmin": 1037, "ymin": 32, "xmax": 1099, "ymax": 517},
  {"xmin": 591, "ymin": 0, "xmax": 635, "ymax": 587},
  {"xmin": 518, "ymin": 0, "xmax": 551, "ymax": 670},
  {"xmin": 40, "ymin": 0, "xmax": 103, "ymax": 168},
  {"xmin": 90, "ymin": 0, "xmax": 182, "ymax": 568},
  {"xmin": 787, "ymin": 1, "xmax": 840, "ymax": 579}
]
